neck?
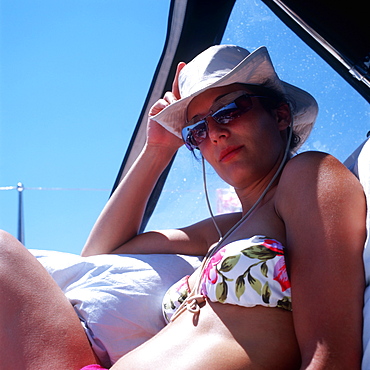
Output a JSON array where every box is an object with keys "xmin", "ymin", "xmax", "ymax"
[{"xmin": 235, "ymin": 151, "xmax": 289, "ymax": 215}]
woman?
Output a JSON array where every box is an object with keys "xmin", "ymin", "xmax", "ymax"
[{"xmin": 0, "ymin": 45, "xmax": 366, "ymax": 369}]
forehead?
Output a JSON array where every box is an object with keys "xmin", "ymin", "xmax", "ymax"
[{"xmin": 186, "ymin": 83, "xmax": 252, "ymax": 120}]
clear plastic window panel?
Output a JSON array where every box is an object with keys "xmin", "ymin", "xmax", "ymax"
[{"xmin": 145, "ymin": 0, "xmax": 370, "ymax": 232}]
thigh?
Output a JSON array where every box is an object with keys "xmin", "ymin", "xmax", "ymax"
[{"xmin": 0, "ymin": 231, "xmax": 97, "ymax": 370}]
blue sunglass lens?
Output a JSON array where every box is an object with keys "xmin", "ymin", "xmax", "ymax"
[
  {"xmin": 212, "ymin": 95, "xmax": 253, "ymax": 124},
  {"xmin": 182, "ymin": 121, "xmax": 207, "ymax": 150}
]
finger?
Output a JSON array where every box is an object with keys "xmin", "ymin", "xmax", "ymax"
[
  {"xmin": 149, "ymin": 98, "xmax": 168, "ymax": 116},
  {"xmin": 172, "ymin": 62, "xmax": 186, "ymax": 100},
  {"xmin": 163, "ymin": 91, "xmax": 177, "ymax": 104}
]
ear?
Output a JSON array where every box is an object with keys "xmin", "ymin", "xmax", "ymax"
[{"xmin": 275, "ymin": 103, "xmax": 291, "ymax": 131}]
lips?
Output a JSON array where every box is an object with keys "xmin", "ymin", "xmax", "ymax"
[{"xmin": 219, "ymin": 145, "xmax": 244, "ymax": 162}]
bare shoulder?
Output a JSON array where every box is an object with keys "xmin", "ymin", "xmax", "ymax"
[
  {"xmin": 277, "ymin": 150, "xmax": 363, "ymax": 205},
  {"xmin": 282, "ymin": 150, "xmax": 357, "ymax": 182},
  {"xmin": 275, "ymin": 150, "xmax": 366, "ymax": 249},
  {"xmin": 275, "ymin": 150, "xmax": 366, "ymax": 253}
]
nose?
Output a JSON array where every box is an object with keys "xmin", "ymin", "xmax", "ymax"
[{"xmin": 207, "ymin": 117, "xmax": 229, "ymax": 144}]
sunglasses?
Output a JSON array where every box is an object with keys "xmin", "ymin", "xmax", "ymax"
[{"xmin": 182, "ymin": 91, "xmax": 267, "ymax": 150}]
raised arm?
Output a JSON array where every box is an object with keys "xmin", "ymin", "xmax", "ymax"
[
  {"xmin": 81, "ymin": 63, "xmax": 186, "ymax": 257},
  {"xmin": 277, "ymin": 152, "xmax": 366, "ymax": 369}
]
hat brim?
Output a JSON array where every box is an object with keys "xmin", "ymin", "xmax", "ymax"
[{"xmin": 152, "ymin": 46, "xmax": 318, "ymax": 149}]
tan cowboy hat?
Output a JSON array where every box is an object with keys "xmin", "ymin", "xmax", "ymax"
[{"xmin": 152, "ymin": 45, "xmax": 318, "ymax": 148}]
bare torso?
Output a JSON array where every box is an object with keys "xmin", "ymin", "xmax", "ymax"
[
  {"xmin": 112, "ymin": 186, "xmax": 302, "ymax": 369},
  {"xmin": 113, "ymin": 301, "xmax": 300, "ymax": 369}
]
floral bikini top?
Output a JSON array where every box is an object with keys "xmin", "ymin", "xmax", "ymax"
[{"xmin": 162, "ymin": 235, "xmax": 292, "ymax": 323}]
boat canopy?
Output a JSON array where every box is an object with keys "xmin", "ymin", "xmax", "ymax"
[{"xmin": 113, "ymin": 0, "xmax": 369, "ymax": 231}]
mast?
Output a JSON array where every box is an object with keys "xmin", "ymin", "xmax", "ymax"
[{"xmin": 17, "ymin": 182, "xmax": 25, "ymax": 245}]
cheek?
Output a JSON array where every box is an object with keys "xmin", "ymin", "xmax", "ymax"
[
  {"xmin": 254, "ymin": 112, "xmax": 284, "ymax": 143},
  {"xmin": 198, "ymin": 138, "xmax": 213, "ymax": 158}
]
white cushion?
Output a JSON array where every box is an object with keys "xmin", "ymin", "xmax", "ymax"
[{"xmin": 31, "ymin": 249, "xmax": 201, "ymax": 367}]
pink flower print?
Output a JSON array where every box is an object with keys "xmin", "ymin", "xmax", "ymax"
[
  {"xmin": 273, "ymin": 256, "xmax": 291, "ymax": 292},
  {"xmin": 174, "ymin": 275, "xmax": 190, "ymax": 292},
  {"xmin": 201, "ymin": 247, "xmax": 226, "ymax": 295},
  {"xmin": 262, "ymin": 239, "xmax": 284, "ymax": 254}
]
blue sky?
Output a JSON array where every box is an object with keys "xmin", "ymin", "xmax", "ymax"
[
  {"xmin": 1, "ymin": 0, "xmax": 369, "ymax": 255},
  {"xmin": 0, "ymin": 0, "xmax": 170, "ymax": 253}
]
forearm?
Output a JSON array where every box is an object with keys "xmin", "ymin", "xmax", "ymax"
[{"xmin": 81, "ymin": 143, "xmax": 177, "ymax": 256}]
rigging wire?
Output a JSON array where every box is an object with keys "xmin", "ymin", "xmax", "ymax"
[{"xmin": 0, "ymin": 186, "xmax": 110, "ymax": 192}]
